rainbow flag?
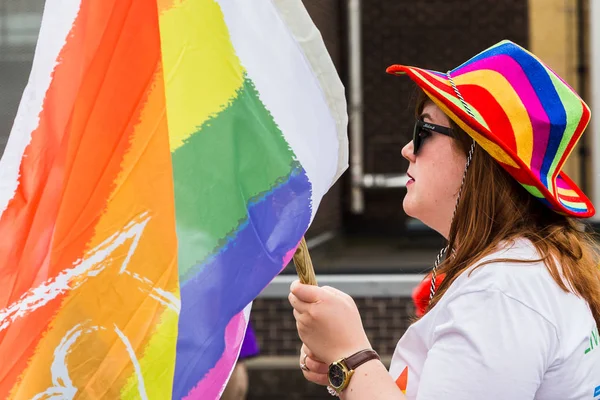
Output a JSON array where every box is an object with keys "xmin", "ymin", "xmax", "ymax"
[{"xmin": 0, "ymin": 0, "xmax": 347, "ymax": 398}]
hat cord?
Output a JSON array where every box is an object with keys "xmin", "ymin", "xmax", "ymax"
[{"xmin": 428, "ymin": 73, "xmax": 477, "ymax": 303}]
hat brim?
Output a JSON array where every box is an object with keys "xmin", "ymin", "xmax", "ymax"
[{"xmin": 387, "ymin": 64, "xmax": 595, "ymax": 218}]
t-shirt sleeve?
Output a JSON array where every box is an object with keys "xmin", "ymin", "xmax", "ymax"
[{"xmin": 416, "ymin": 289, "xmax": 557, "ymax": 400}]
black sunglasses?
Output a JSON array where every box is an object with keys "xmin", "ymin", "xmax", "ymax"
[{"xmin": 412, "ymin": 119, "xmax": 453, "ymax": 155}]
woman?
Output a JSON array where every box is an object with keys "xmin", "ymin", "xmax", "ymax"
[{"xmin": 288, "ymin": 40, "xmax": 600, "ymax": 399}]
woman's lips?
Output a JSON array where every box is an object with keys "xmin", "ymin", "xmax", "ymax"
[{"xmin": 407, "ymin": 172, "xmax": 415, "ymax": 185}]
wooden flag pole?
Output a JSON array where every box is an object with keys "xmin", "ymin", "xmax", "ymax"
[{"xmin": 293, "ymin": 237, "xmax": 317, "ymax": 285}]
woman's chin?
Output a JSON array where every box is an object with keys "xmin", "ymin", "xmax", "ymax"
[
  {"xmin": 403, "ymin": 197, "xmax": 430, "ymax": 227},
  {"xmin": 402, "ymin": 196, "xmax": 418, "ymax": 218}
]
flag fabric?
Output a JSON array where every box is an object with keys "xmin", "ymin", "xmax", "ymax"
[{"xmin": 0, "ymin": 0, "xmax": 348, "ymax": 398}]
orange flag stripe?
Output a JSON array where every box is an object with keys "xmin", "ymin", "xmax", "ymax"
[{"xmin": 0, "ymin": 0, "xmax": 165, "ymax": 395}]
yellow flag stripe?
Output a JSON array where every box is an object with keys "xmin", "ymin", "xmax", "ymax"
[{"xmin": 159, "ymin": 0, "xmax": 245, "ymax": 151}]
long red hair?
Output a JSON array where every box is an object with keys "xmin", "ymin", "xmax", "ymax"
[{"xmin": 415, "ymin": 92, "xmax": 600, "ymax": 329}]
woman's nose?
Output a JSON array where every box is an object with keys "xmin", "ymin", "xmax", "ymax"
[{"xmin": 401, "ymin": 140, "xmax": 415, "ymax": 162}]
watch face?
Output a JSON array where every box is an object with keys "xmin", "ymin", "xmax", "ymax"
[{"xmin": 328, "ymin": 364, "xmax": 345, "ymax": 388}]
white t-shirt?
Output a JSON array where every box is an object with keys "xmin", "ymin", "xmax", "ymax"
[{"xmin": 389, "ymin": 239, "xmax": 600, "ymax": 399}]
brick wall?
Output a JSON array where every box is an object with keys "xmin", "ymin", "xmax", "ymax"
[
  {"xmin": 247, "ymin": 368, "xmax": 334, "ymax": 400},
  {"xmin": 248, "ymin": 296, "xmax": 415, "ymax": 399},
  {"xmin": 346, "ymin": 0, "xmax": 529, "ymax": 234},
  {"xmin": 251, "ymin": 296, "xmax": 414, "ymax": 357}
]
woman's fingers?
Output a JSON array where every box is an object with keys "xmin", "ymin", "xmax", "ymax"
[
  {"xmin": 303, "ymin": 344, "xmax": 315, "ymax": 359},
  {"xmin": 304, "ymin": 355, "xmax": 329, "ymax": 374},
  {"xmin": 288, "ymin": 292, "xmax": 311, "ymax": 314},
  {"xmin": 293, "ymin": 308, "xmax": 302, "ymax": 322},
  {"xmin": 302, "ymin": 344, "xmax": 326, "ymax": 364},
  {"xmin": 290, "ymin": 280, "xmax": 321, "ymax": 302},
  {"xmin": 301, "ymin": 369, "xmax": 329, "ymax": 386},
  {"xmin": 299, "ymin": 344, "xmax": 329, "ymax": 386}
]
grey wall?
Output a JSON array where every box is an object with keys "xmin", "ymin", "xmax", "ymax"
[{"xmin": 0, "ymin": 0, "xmax": 43, "ymax": 153}]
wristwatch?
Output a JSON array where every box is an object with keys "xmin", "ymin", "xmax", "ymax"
[{"xmin": 327, "ymin": 349, "xmax": 380, "ymax": 394}]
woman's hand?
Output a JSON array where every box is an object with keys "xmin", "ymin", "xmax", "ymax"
[
  {"xmin": 299, "ymin": 344, "xmax": 329, "ymax": 386},
  {"xmin": 288, "ymin": 280, "xmax": 371, "ymax": 365}
]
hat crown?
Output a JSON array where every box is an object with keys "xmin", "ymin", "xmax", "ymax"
[{"xmin": 446, "ymin": 40, "xmax": 590, "ymax": 210}]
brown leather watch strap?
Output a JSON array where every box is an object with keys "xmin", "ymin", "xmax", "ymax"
[{"xmin": 344, "ymin": 349, "xmax": 380, "ymax": 371}]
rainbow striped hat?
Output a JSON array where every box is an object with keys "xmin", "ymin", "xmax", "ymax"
[{"xmin": 387, "ymin": 40, "xmax": 595, "ymax": 218}]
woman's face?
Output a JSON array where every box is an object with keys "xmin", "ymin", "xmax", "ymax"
[{"xmin": 401, "ymin": 101, "xmax": 467, "ymax": 239}]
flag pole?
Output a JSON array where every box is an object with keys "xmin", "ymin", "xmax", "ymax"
[{"xmin": 293, "ymin": 237, "xmax": 318, "ymax": 285}]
